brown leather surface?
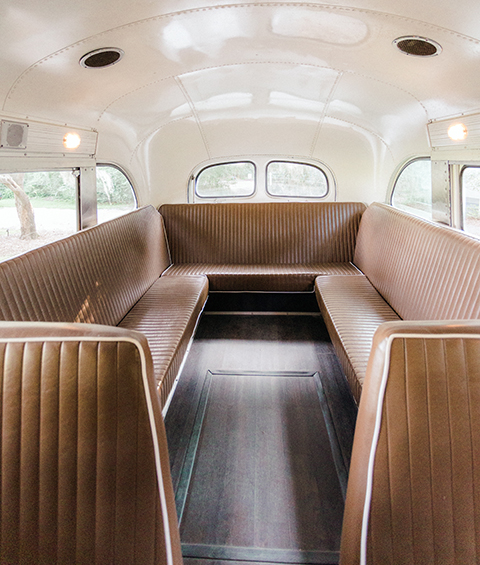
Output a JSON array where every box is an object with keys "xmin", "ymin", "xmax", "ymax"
[
  {"xmin": 119, "ymin": 275, "xmax": 209, "ymax": 407},
  {"xmin": 354, "ymin": 203, "xmax": 480, "ymax": 320},
  {"xmin": 160, "ymin": 202, "xmax": 366, "ymax": 265},
  {"xmin": 315, "ymin": 275, "xmax": 400, "ymax": 403},
  {"xmin": 340, "ymin": 321, "xmax": 480, "ymax": 565},
  {"xmin": 0, "ymin": 206, "xmax": 208, "ymax": 405},
  {"xmin": 0, "ymin": 322, "xmax": 183, "ymax": 565},
  {"xmin": 163, "ymin": 262, "xmax": 362, "ymax": 291},
  {"xmin": 0, "ymin": 206, "xmax": 171, "ymax": 325}
]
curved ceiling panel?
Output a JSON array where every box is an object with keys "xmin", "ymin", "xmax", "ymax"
[
  {"xmin": 1, "ymin": 0, "xmax": 480, "ymax": 200},
  {"xmin": 4, "ymin": 4, "xmax": 479, "ymax": 124}
]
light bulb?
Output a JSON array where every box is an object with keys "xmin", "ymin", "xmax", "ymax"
[
  {"xmin": 63, "ymin": 132, "xmax": 81, "ymax": 149},
  {"xmin": 448, "ymin": 123, "xmax": 468, "ymax": 141}
]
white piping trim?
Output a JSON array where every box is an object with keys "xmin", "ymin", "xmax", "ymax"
[
  {"xmin": 1, "ymin": 334, "xmax": 174, "ymax": 565},
  {"xmin": 360, "ymin": 331, "xmax": 480, "ymax": 565}
]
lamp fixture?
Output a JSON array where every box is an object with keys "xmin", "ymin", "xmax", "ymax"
[
  {"xmin": 448, "ymin": 123, "xmax": 468, "ymax": 142},
  {"xmin": 63, "ymin": 132, "xmax": 81, "ymax": 149}
]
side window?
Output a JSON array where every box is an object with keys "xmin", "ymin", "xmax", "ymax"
[
  {"xmin": 266, "ymin": 161, "xmax": 328, "ymax": 198},
  {"xmin": 96, "ymin": 165, "xmax": 136, "ymax": 223},
  {"xmin": 461, "ymin": 167, "xmax": 480, "ymax": 238},
  {"xmin": 0, "ymin": 170, "xmax": 78, "ymax": 261},
  {"xmin": 196, "ymin": 162, "xmax": 255, "ymax": 198},
  {"xmin": 391, "ymin": 158, "xmax": 432, "ymax": 220}
]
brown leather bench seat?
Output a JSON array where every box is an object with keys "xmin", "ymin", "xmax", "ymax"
[
  {"xmin": 160, "ymin": 202, "xmax": 366, "ymax": 291},
  {"xmin": 316, "ymin": 202, "xmax": 480, "ymax": 403},
  {"xmin": 0, "ymin": 205, "xmax": 208, "ymax": 407}
]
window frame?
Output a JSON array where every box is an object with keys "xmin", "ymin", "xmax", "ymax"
[
  {"xmin": 265, "ymin": 159, "xmax": 329, "ymax": 199},
  {"xmin": 460, "ymin": 164, "xmax": 480, "ymax": 237},
  {"xmin": 96, "ymin": 163, "xmax": 138, "ymax": 210},
  {"xmin": 194, "ymin": 160, "xmax": 257, "ymax": 199},
  {"xmin": 390, "ymin": 156, "xmax": 432, "ymax": 220}
]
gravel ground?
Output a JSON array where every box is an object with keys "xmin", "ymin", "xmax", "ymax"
[
  {"xmin": 0, "ymin": 208, "xmax": 75, "ymax": 261},
  {"xmin": 0, "ymin": 206, "xmax": 125, "ymax": 262}
]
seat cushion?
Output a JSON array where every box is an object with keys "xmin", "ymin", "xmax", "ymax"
[
  {"xmin": 315, "ymin": 275, "xmax": 400, "ymax": 403},
  {"xmin": 119, "ymin": 275, "xmax": 209, "ymax": 407},
  {"xmin": 163, "ymin": 262, "xmax": 362, "ymax": 291}
]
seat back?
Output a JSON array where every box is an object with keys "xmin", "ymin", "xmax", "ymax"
[
  {"xmin": 340, "ymin": 320, "xmax": 480, "ymax": 565},
  {"xmin": 0, "ymin": 206, "xmax": 170, "ymax": 326},
  {"xmin": 354, "ymin": 203, "xmax": 480, "ymax": 320},
  {"xmin": 0, "ymin": 322, "xmax": 182, "ymax": 565},
  {"xmin": 160, "ymin": 202, "xmax": 366, "ymax": 265}
]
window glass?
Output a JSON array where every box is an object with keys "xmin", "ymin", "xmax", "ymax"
[
  {"xmin": 391, "ymin": 158, "xmax": 432, "ymax": 220},
  {"xmin": 196, "ymin": 162, "xmax": 255, "ymax": 198},
  {"xmin": 461, "ymin": 167, "xmax": 480, "ymax": 238},
  {"xmin": 96, "ymin": 165, "xmax": 136, "ymax": 223},
  {"xmin": 266, "ymin": 161, "xmax": 328, "ymax": 198},
  {"xmin": 0, "ymin": 170, "xmax": 77, "ymax": 261}
]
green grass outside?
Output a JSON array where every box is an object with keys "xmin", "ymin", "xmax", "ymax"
[
  {"xmin": 0, "ymin": 198, "xmax": 131, "ymax": 210},
  {"xmin": 0, "ymin": 198, "xmax": 76, "ymax": 209}
]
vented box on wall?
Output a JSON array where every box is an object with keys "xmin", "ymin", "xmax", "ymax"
[
  {"xmin": 0, "ymin": 121, "xmax": 29, "ymax": 149},
  {"xmin": 0, "ymin": 118, "xmax": 97, "ymax": 156}
]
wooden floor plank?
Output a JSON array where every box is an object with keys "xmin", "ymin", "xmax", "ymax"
[
  {"xmin": 165, "ymin": 311, "xmax": 356, "ymax": 565},
  {"xmin": 179, "ymin": 372, "xmax": 343, "ymax": 552}
]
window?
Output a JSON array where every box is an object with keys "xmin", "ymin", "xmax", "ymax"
[
  {"xmin": 196, "ymin": 162, "xmax": 255, "ymax": 198},
  {"xmin": 461, "ymin": 167, "xmax": 480, "ymax": 238},
  {"xmin": 96, "ymin": 165, "xmax": 136, "ymax": 223},
  {"xmin": 391, "ymin": 158, "xmax": 432, "ymax": 220},
  {"xmin": 0, "ymin": 170, "xmax": 78, "ymax": 261},
  {"xmin": 266, "ymin": 161, "xmax": 328, "ymax": 198}
]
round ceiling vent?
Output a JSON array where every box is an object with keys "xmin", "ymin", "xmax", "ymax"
[
  {"xmin": 393, "ymin": 36, "xmax": 442, "ymax": 57},
  {"xmin": 80, "ymin": 48, "xmax": 124, "ymax": 69}
]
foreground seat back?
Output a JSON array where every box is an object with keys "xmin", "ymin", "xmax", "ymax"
[
  {"xmin": 341, "ymin": 321, "xmax": 480, "ymax": 565},
  {"xmin": 0, "ymin": 322, "xmax": 183, "ymax": 565}
]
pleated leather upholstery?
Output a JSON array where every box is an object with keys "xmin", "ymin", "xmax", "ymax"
[
  {"xmin": 354, "ymin": 203, "xmax": 480, "ymax": 320},
  {"xmin": 0, "ymin": 206, "xmax": 209, "ymax": 405},
  {"xmin": 159, "ymin": 202, "xmax": 365, "ymax": 291},
  {"xmin": 0, "ymin": 206, "xmax": 171, "ymax": 326},
  {"xmin": 119, "ymin": 275, "xmax": 208, "ymax": 407},
  {"xmin": 315, "ymin": 275, "xmax": 400, "ymax": 403},
  {"xmin": 341, "ymin": 321, "xmax": 480, "ymax": 565},
  {"xmin": 0, "ymin": 322, "xmax": 183, "ymax": 565},
  {"xmin": 164, "ymin": 262, "xmax": 361, "ymax": 291},
  {"xmin": 317, "ymin": 203, "xmax": 480, "ymax": 401}
]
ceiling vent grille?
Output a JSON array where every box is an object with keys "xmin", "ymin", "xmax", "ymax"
[
  {"xmin": 80, "ymin": 48, "xmax": 124, "ymax": 69},
  {"xmin": 393, "ymin": 36, "xmax": 442, "ymax": 57}
]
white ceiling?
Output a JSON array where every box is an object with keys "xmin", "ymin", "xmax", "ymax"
[{"xmin": 1, "ymin": 1, "xmax": 480, "ymax": 203}]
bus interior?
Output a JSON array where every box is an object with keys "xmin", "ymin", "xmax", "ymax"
[{"xmin": 1, "ymin": 1, "xmax": 480, "ymax": 564}]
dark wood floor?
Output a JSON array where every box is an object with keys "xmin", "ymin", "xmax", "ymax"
[{"xmin": 165, "ymin": 293, "xmax": 357, "ymax": 565}]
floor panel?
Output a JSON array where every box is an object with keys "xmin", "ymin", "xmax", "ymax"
[{"xmin": 165, "ymin": 312, "xmax": 357, "ymax": 565}]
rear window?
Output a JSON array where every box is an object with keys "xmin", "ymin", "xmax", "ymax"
[
  {"xmin": 196, "ymin": 162, "xmax": 255, "ymax": 198},
  {"xmin": 266, "ymin": 161, "xmax": 328, "ymax": 198}
]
